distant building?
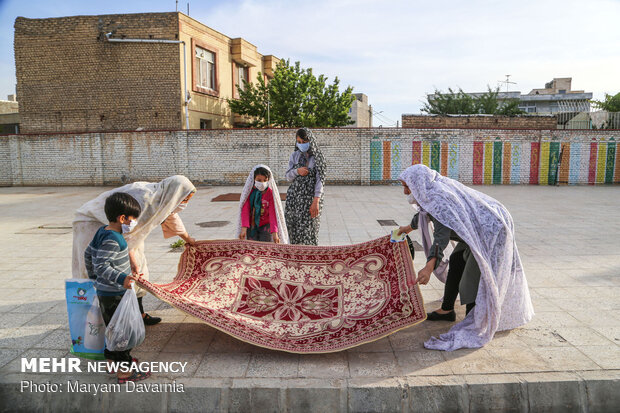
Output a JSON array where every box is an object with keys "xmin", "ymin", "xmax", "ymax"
[
  {"xmin": 427, "ymin": 77, "xmax": 592, "ymax": 115},
  {"xmin": 14, "ymin": 12, "xmax": 279, "ymax": 133},
  {"xmin": 347, "ymin": 93, "xmax": 372, "ymax": 127},
  {"xmin": 0, "ymin": 95, "xmax": 19, "ymax": 134},
  {"xmin": 519, "ymin": 78, "xmax": 592, "ymax": 113}
]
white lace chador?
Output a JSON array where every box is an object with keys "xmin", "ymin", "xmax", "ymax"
[
  {"xmin": 235, "ymin": 164, "xmax": 289, "ymax": 244},
  {"xmin": 399, "ymin": 165, "xmax": 534, "ymax": 350},
  {"xmin": 72, "ymin": 175, "xmax": 196, "ymax": 297}
]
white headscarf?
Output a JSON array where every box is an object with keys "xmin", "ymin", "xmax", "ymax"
[
  {"xmin": 235, "ymin": 164, "xmax": 289, "ymax": 244},
  {"xmin": 73, "ymin": 175, "xmax": 196, "ymax": 297},
  {"xmin": 399, "ymin": 164, "xmax": 534, "ymax": 351},
  {"xmin": 74, "ymin": 175, "xmax": 195, "ymax": 244}
]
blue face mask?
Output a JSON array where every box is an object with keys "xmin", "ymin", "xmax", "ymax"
[{"xmin": 297, "ymin": 142, "xmax": 310, "ymax": 152}]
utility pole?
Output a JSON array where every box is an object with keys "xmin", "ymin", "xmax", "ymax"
[{"xmin": 267, "ymin": 99, "xmax": 270, "ymax": 126}]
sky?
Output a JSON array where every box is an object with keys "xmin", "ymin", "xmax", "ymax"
[{"xmin": 1, "ymin": 0, "xmax": 619, "ymax": 126}]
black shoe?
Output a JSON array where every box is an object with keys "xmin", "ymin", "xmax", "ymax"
[
  {"xmin": 426, "ymin": 310, "xmax": 456, "ymax": 321},
  {"xmin": 143, "ymin": 313, "xmax": 162, "ymax": 325}
]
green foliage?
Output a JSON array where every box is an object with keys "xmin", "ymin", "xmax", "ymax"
[
  {"xmin": 591, "ymin": 92, "xmax": 620, "ymax": 112},
  {"xmin": 422, "ymin": 87, "xmax": 477, "ymax": 115},
  {"xmin": 227, "ymin": 60, "xmax": 355, "ymax": 128},
  {"xmin": 170, "ymin": 239, "xmax": 185, "ymax": 250},
  {"xmin": 422, "ymin": 86, "xmax": 525, "ymax": 116}
]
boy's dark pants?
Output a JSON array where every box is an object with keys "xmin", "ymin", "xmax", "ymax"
[{"xmin": 98, "ymin": 294, "xmax": 133, "ymax": 363}]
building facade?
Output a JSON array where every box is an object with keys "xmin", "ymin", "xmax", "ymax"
[
  {"xmin": 347, "ymin": 93, "xmax": 372, "ymax": 127},
  {"xmin": 519, "ymin": 78, "xmax": 592, "ymax": 114},
  {"xmin": 14, "ymin": 12, "xmax": 279, "ymax": 133},
  {"xmin": 0, "ymin": 96, "xmax": 19, "ymax": 134}
]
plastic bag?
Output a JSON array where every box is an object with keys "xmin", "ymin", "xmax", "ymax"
[{"xmin": 104, "ymin": 285, "xmax": 145, "ymax": 351}]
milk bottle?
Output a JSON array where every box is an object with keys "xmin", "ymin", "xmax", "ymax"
[{"xmin": 84, "ymin": 296, "xmax": 105, "ymax": 351}]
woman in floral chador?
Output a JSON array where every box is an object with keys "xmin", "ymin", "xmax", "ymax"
[
  {"xmin": 398, "ymin": 164, "xmax": 534, "ymax": 350},
  {"xmin": 284, "ymin": 128, "xmax": 326, "ymax": 245}
]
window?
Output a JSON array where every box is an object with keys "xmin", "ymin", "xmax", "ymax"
[
  {"xmin": 200, "ymin": 119, "xmax": 213, "ymax": 129},
  {"xmin": 236, "ymin": 65, "xmax": 249, "ymax": 92},
  {"xmin": 558, "ymin": 90, "xmax": 566, "ymax": 94},
  {"xmin": 195, "ymin": 47, "xmax": 216, "ymax": 91},
  {"xmin": 518, "ymin": 102, "xmax": 537, "ymax": 113}
]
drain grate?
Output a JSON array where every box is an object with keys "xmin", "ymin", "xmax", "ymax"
[
  {"xmin": 195, "ymin": 221, "xmax": 230, "ymax": 228},
  {"xmin": 377, "ymin": 219, "xmax": 398, "ymax": 227}
]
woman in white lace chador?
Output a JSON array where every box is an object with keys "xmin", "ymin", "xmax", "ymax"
[
  {"xmin": 72, "ymin": 175, "xmax": 197, "ymax": 325},
  {"xmin": 398, "ymin": 164, "xmax": 534, "ymax": 351}
]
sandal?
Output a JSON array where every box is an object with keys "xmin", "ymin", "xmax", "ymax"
[
  {"xmin": 117, "ymin": 371, "xmax": 150, "ymax": 384},
  {"xmin": 107, "ymin": 357, "xmax": 139, "ymax": 375}
]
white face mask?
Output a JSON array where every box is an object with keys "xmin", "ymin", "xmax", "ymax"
[
  {"xmin": 173, "ymin": 203, "xmax": 187, "ymax": 214},
  {"xmin": 121, "ymin": 219, "xmax": 137, "ymax": 234},
  {"xmin": 254, "ymin": 180, "xmax": 268, "ymax": 191},
  {"xmin": 407, "ymin": 193, "xmax": 418, "ymax": 205}
]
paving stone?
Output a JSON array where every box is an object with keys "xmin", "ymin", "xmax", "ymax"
[
  {"xmin": 297, "ymin": 352, "xmax": 349, "ymax": 378},
  {"xmin": 246, "ymin": 353, "xmax": 299, "ymax": 378},
  {"xmin": 348, "ymin": 352, "xmax": 400, "ymax": 377},
  {"xmin": 195, "ymin": 353, "xmax": 251, "ymax": 378},
  {"xmin": 1, "ymin": 185, "xmax": 620, "ymax": 411}
]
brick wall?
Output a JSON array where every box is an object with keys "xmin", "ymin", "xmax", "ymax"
[
  {"xmin": 1, "ymin": 128, "xmax": 618, "ymax": 187},
  {"xmin": 14, "ymin": 13, "xmax": 182, "ymax": 133},
  {"xmin": 401, "ymin": 114, "xmax": 557, "ymax": 130}
]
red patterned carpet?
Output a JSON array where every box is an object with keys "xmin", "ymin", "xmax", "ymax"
[{"xmin": 137, "ymin": 235, "xmax": 426, "ymax": 353}]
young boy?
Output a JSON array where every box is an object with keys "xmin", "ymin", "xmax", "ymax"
[{"xmin": 84, "ymin": 192, "xmax": 149, "ymax": 383}]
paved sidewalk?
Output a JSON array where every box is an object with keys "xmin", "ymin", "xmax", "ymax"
[{"xmin": 0, "ymin": 184, "xmax": 619, "ymax": 412}]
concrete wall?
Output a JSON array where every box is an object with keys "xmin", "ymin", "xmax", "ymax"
[{"xmin": 1, "ymin": 128, "xmax": 619, "ymax": 187}]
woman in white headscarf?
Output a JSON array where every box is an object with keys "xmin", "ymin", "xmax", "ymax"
[
  {"xmin": 235, "ymin": 164, "xmax": 289, "ymax": 244},
  {"xmin": 397, "ymin": 164, "xmax": 534, "ymax": 351},
  {"xmin": 72, "ymin": 175, "xmax": 197, "ymax": 325}
]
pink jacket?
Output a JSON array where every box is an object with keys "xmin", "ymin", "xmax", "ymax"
[{"xmin": 241, "ymin": 187, "xmax": 278, "ymax": 233}]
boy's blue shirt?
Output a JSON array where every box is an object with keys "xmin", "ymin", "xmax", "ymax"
[{"xmin": 84, "ymin": 226, "xmax": 130, "ymax": 296}]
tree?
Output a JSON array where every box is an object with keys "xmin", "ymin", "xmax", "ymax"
[
  {"xmin": 421, "ymin": 87, "xmax": 477, "ymax": 115},
  {"xmin": 591, "ymin": 92, "xmax": 620, "ymax": 112},
  {"xmin": 227, "ymin": 60, "xmax": 355, "ymax": 128},
  {"xmin": 422, "ymin": 86, "xmax": 525, "ymax": 116},
  {"xmin": 591, "ymin": 92, "xmax": 620, "ymax": 129}
]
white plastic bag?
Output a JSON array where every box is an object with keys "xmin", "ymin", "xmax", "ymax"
[{"xmin": 104, "ymin": 285, "xmax": 145, "ymax": 351}]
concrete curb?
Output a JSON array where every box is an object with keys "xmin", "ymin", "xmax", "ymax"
[{"xmin": 1, "ymin": 371, "xmax": 619, "ymax": 412}]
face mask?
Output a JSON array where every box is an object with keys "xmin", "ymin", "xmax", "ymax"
[
  {"xmin": 407, "ymin": 193, "xmax": 418, "ymax": 205},
  {"xmin": 173, "ymin": 203, "xmax": 187, "ymax": 214},
  {"xmin": 254, "ymin": 181, "xmax": 268, "ymax": 191},
  {"xmin": 121, "ymin": 219, "xmax": 137, "ymax": 234},
  {"xmin": 297, "ymin": 142, "xmax": 310, "ymax": 152}
]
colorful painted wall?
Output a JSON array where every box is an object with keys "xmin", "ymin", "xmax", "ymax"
[{"xmin": 369, "ymin": 134, "xmax": 619, "ymax": 185}]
